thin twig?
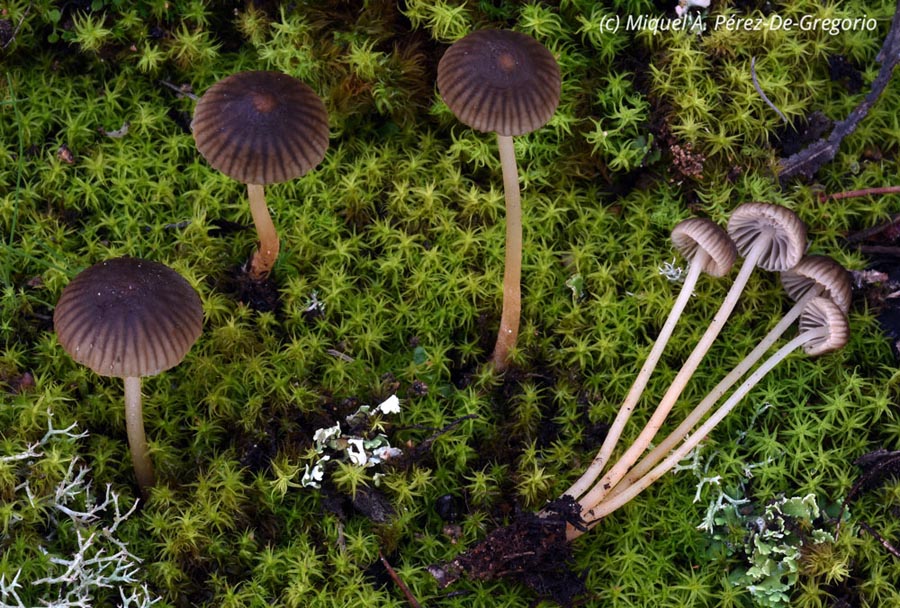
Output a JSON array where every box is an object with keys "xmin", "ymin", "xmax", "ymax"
[
  {"xmin": 844, "ymin": 213, "xmax": 900, "ymax": 244},
  {"xmin": 325, "ymin": 348, "xmax": 354, "ymax": 362},
  {"xmin": 750, "ymin": 56, "xmax": 788, "ymax": 124},
  {"xmin": 159, "ymin": 79, "xmax": 199, "ymax": 101},
  {"xmin": 379, "ymin": 551, "xmax": 422, "ymax": 608},
  {"xmin": 856, "ymin": 245, "xmax": 900, "ymax": 257},
  {"xmin": 835, "ymin": 450, "xmax": 900, "ymax": 539},
  {"xmin": 407, "ymin": 414, "xmax": 478, "ymax": 449},
  {"xmin": 779, "ymin": 0, "xmax": 900, "ymax": 178},
  {"xmin": 397, "ymin": 414, "xmax": 478, "ymax": 436},
  {"xmin": 2, "ymin": 5, "xmax": 30, "ymax": 49},
  {"xmin": 858, "ymin": 520, "xmax": 900, "ymax": 559},
  {"xmin": 819, "ymin": 185, "xmax": 900, "ymax": 202}
]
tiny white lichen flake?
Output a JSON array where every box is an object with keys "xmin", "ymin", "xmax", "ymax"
[
  {"xmin": 313, "ymin": 423, "xmax": 341, "ymax": 452},
  {"xmin": 300, "ymin": 456, "xmax": 330, "ymax": 489},
  {"xmin": 376, "ymin": 394, "xmax": 401, "ymax": 415},
  {"xmin": 346, "ymin": 438, "xmax": 368, "ymax": 466},
  {"xmin": 658, "ymin": 258, "xmax": 686, "ymax": 283}
]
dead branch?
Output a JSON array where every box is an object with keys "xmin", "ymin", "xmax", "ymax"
[{"xmin": 778, "ymin": 0, "xmax": 900, "ymax": 179}]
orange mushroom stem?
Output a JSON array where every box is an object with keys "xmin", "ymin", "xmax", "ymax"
[
  {"xmin": 436, "ymin": 30, "xmax": 561, "ymax": 372},
  {"xmin": 490, "ymin": 134, "xmax": 523, "ymax": 369},
  {"xmin": 246, "ymin": 183, "xmax": 280, "ymax": 280}
]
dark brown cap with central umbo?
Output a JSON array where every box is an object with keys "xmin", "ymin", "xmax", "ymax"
[
  {"xmin": 437, "ymin": 30, "xmax": 561, "ymax": 137},
  {"xmin": 54, "ymin": 257, "xmax": 203, "ymax": 378},
  {"xmin": 192, "ymin": 71, "xmax": 329, "ymax": 185}
]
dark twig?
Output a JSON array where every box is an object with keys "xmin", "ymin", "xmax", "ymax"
[
  {"xmin": 858, "ymin": 520, "xmax": 900, "ymax": 559},
  {"xmin": 819, "ymin": 185, "xmax": 900, "ymax": 202},
  {"xmin": 379, "ymin": 551, "xmax": 422, "ymax": 608},
  {"xmin": 844, "ymin": 213, "xmax": 900, "ymax": 244},
  {"xmin": 1, "ymin": 5, "xmax": 29, "ymax": 49},
  {"xmin": 751, "ymin": 57, "xmax": 788, "ymax": 124},
  {"xmin": 398, "ymin": 414, "xmax": 478, "ymax": 437},
  {"xmin": 779, "ymin": 0, "xmax": 900, "ymax": 179},
  {"xmin": 857, "ymin": 245, "xmax": 900, "ymax": 257},
  {"xmin": 835, "ymin": 449, "xmax": 900, "ymax": 539},
  {"xmin": 159, "ymin": 79, "xmax": 199, "ymax": 101}
]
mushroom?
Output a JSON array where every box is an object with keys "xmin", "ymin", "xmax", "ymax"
[
  {"xmin": 605, "ymin": 254, "xmax": 851, "ymax": 498},
  {"xmin": 53, "ymin": 257, "xmax": 203, "ymax": 493},
  {"xmin": 192, "ymin": 70, "xmax": 329, "ymax": 280},
  {"xmin": 564, "ymin": 218, "xmax": 737, "ymax": 500},
  {"xmin": 575, "ymin": 202, "xmax": 807, "ymax": 509},
  {"xmin": 437, "ymin": 29, "xmax": 561, "ymax": 371},
  {"xmin": 576, "ymin": 296, "xmax": 849, "ymax": 537}
]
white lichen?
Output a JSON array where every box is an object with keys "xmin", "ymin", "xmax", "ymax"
[
  {"xmin": 298, "ymin": 395, "xmax": 402, "ymax": 491},
  {"xmin": 0, "ymin": 413, "xmax": 158, "ymax": 608}
]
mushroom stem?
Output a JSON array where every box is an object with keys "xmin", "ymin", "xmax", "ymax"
[
  {"xmin": 247, "ymin": 183, "xmax": 280, "ymax": 280},
  {"xmin": 123, "ymin": 376, "xmax": 155, "ymax": 493},
  {"xmin": 576, "ymin": 234, "xmax": 773, "ymax": 512},
  {"xmin": 564, "ymin": 256, "xmax": 708, "ymax": 500},
  {"xmin": 574, "ymin": 322, "xmax": 833, "ymax": 539},
  {"xmin": 490, "ymin": 133, "xmax": 523, "ymax": 372},
  {"xmin": 604, "ymin": 286, "xmax": 822, "ymax": 500}
]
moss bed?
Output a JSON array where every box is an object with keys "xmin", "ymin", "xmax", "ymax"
[{"xmin": 2, "ymin": 1, "xmax": 900, "ymax": 606}]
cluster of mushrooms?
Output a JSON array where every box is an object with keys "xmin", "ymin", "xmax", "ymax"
[
  {"xmin": 52, "ymin": 25, "xmax": 852, "ymax": 560},
  {"xmin": 558, "ymin": 202, "xmax": 851, "ymax": 539},
  {"xmin": 53, "ymin": 28, "xmax": 562, "ymax": 493}
]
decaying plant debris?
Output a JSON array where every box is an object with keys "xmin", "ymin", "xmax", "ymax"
[{"xmin": 429, "ymin": 496, "xmax": 587, "ymax": 606}]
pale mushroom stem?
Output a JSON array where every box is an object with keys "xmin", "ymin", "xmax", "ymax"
[
  {"xmin": 564, "ymin": 255, "xmax": 708, "ymax": 500},
  {"xmin": 490, "ymin": 134, "xmax": 523, "ymax": 372},
  {"xmin": 604, "ymin": 286, "xmax": 822, "ymax": 499},
  {"xmin": 572, "ymin": 325, "xmax": 828, "ymax": 540},
  {"xmin": 575, "ymin": 233, "xmax": 773, "ymax": 512},
  {"xmin": 247, "ymin": 183, "xmax": 280, "ymax": 280},
  {"xmin": 124, "ymin": 376, "xmax": 156, "ymax": 493}
]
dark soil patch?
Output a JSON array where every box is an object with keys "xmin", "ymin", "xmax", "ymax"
[
  {"xmin": 773, "ymin": 111, "xmax": 833, "ymax": 158},
  {"xmin": 828, "ymin": 54, "xmax": 865, "ymax": 94},
  {"xmin": 216, "ymin": 263, "xmax": 282, "ymax": 313},
  {"xmin": 845, "ymin": 214, "xmax": 900, "ymax": 359},
  {"xmin": 429, "ymin": 495, "xmax": 587, "ymax": 606}
]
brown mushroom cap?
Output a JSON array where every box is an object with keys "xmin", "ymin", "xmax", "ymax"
[
  {"xmin": 799, "ymin": 296, "xmax": 850, "ymax": 356},
  {"xmin": 781, "ymin": 254, "xmax": 852, "ymax": 314},
  {"xmin": 192, "ymin": 71, "xmax": 329, "ymax": 185},
  {"xmin": 54, "ymin": 258, "xmax": 203, "ymax": 378},
  {"xmin": 726, "ymin": 202, "xmax": 807, "ymax": 272},
  {"xmin": 670, "ymin": 218, "xmax": 738, "ymax": 278},
  {"xmin": 437, "ymin": 29, "xmax": 561, "ymax": 137}
]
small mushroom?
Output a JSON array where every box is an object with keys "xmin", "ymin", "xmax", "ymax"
[
  {"xmin": 576, "ymin": 202, "xmax": 807, "ymax": 510},
  {"xmin": 192, "ymin": 71, "xmax": 329, "ymax": 280},
  {"xmin": 437, "ymin": 29, "xmax": 560, "ymax": 371},
  {"xmin": 54, "ymin": 257, "xmax": 203, "ymax": 493},
  {"xmin": 606, "ymin": 255, "xmax": 851, "ymax": 497},
  {"xmin": 578, "ymin": 296, "xmax": 849, "ymax": 536},
  {"xmin": 565, "ymin": 218, "xmax": 736, "ymax": 500}
]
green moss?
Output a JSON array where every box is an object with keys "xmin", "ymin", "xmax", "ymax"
[{"xmin": 2, "ymin": 0, "xmax": 900, "ymax": 605}]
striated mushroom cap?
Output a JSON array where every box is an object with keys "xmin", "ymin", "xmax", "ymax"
[
  {"xmin": 437, "ymin": 29, "xmax": 561, "ymax": 137},
  {"xmin": 727, "ymin": 202, "xmax": 807, "ymax": 272},
  {"xmin": 799, "ymin": 296, "xmax": 850, "ymax": 356},
  {"xmin": 54, "ymin": 258, "xmax": 203, "ymax": 378},
  {"xmin": 781, "ymin": 255, "xmax": 852, "ymax": 314},
  {"xmin": 192, "ymin": 71, "xmax": 329, "ymax": 185},
  {"xmin": 670, "ymin": 218, "xmax": 738, "ymax": 278}
]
